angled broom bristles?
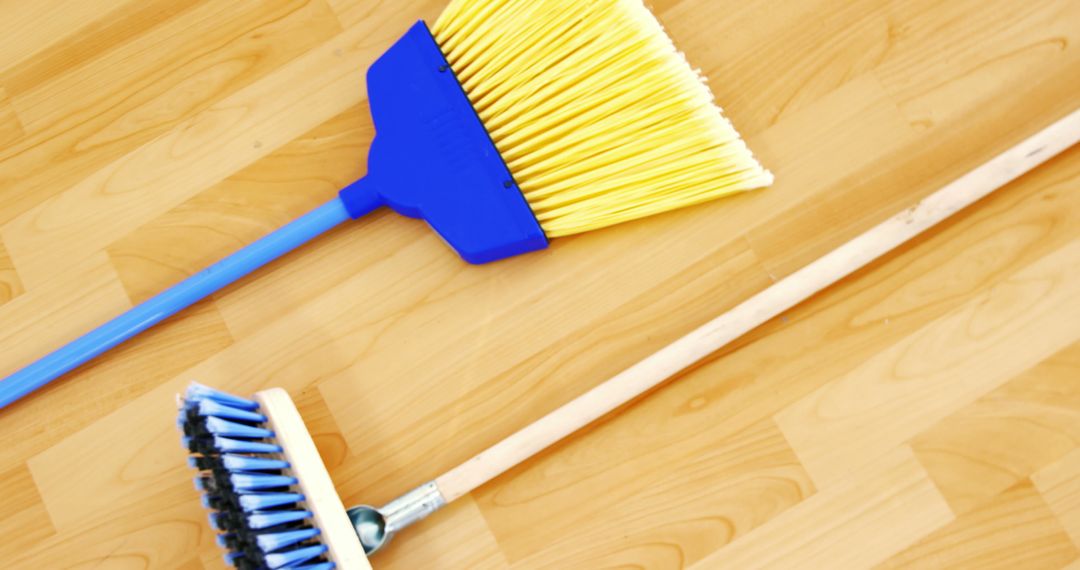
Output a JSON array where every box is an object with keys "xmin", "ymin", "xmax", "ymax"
[{"xmin": 433, "ymin": 0, "xmax": 773, "ymax": 238}]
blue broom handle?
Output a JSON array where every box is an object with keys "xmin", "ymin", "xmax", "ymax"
[{"xmin": 0, "ymin": 197, "xmax": 357, "ymax": 409}]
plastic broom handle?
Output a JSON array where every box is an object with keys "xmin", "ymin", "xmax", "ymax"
[{"xmin": 0, "ymin": 198, "xmax": 360, "ymax": 409}]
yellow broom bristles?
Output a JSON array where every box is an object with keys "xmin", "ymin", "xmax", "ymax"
[{"xmin": 433, "ymin": 0, "xmax": 773, "ymax": 238}]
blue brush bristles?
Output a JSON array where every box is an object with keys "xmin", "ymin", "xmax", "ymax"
[{"xmin": 179, "ymin": 383, "xmax": 334, "ymax": 570}]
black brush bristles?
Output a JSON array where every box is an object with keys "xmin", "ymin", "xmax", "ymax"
[{"xmin": 179, "ymin": 383, "xmax": 335, "ymax": 570}]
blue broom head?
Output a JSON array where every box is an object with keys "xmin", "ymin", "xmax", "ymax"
[
  {"xmin": 338, "ymin": 21, "xmax": 548, "ymax": 264},
  {"xmin": 178, "ymin": 383, "xmax": 334, "ymax": 570}
]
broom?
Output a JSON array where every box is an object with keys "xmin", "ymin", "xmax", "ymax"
[
  {"xmin": 179, "ymin": 109, "xmax": 1080, "ymax": 569},
  {"xmin": 0, "ymin": 0, "xmax": 771, "ymax": 409}
]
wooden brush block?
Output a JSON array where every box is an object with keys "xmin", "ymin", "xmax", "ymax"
[{"xmin": 256, "ymin": 388, "xmax": 372, "ymax": 570}]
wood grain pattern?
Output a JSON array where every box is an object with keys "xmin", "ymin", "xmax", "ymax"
[
  {"xmin": 1034, "ymin": 446, "xmax": 1080, "ymax": 550},
  {"xmin": 1, "ymin": 0, "xmax": 1079, "ymax": 568},
  {"xmin": 913, "ymin": 342, "xmax": 1080, "ymax": 515},
  {"xmin": 688, "ymin": 447, "xmax": 953, "ymax": 570},
  {"xmin": 0, "ymin": 87, "xmax": 23, "ymax": 149},
  {"xmin": 776, "ymin": 238, "xmax": 1080, "ymax": 488},
  {"xmin": 876, "ymin": 482, "xmax": 1078, "ymax": 569},
  {"xmin": 0, "ymin": 233, "xmax": 23, "ymax": 305}
]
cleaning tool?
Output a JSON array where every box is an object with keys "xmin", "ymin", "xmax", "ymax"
[
  {"xmin": 179, "ymin": 109, "xmax": 1080, "ymax": 569},
  {"xmin": 0, "ymin": 0, "xmax": 772, "ymax": 410}
]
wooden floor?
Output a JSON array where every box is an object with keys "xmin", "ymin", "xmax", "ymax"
[{"xmin": 1, "ymin": 0, "xmax": 1079, "ymax": 568}]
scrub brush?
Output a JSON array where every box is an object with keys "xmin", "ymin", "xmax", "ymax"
[
  {"xmin": 180, "ymin": 385, "xmax": 365, "ymax": 570},
  {"xmin": 0, "ymin": 0, "xmax": 771, "ymax": 409},
  {"xmin": 179, "ymin": 106, "xmax": 1080, "ymax": 569}
]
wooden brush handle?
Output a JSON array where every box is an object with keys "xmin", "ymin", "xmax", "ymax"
[{"xmin": 433, "ymin": 109, "xmax": 1080, "ymax": 503}]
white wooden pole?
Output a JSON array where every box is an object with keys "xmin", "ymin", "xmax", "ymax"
[{"xmin": 434, "ymin": 109, "xmax": 1080, "ymax": 502}]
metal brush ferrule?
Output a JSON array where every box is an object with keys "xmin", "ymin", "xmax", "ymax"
[
  {"xmin": 382, "ymin": 481, "xmax": 446, "ymax": 534},
  {"xmin": 347, "ymin": 481, "xmax": 447, "ymax": 554}
]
